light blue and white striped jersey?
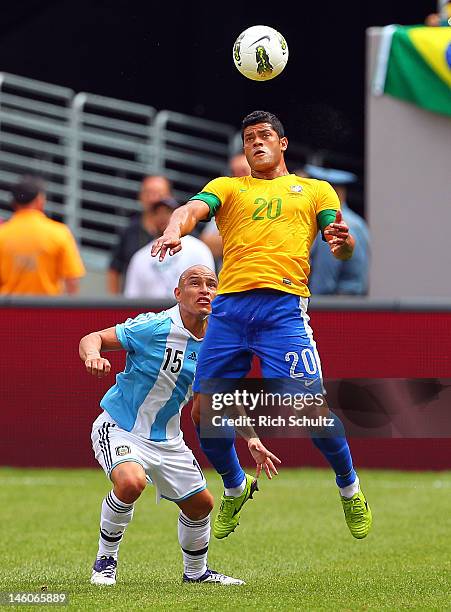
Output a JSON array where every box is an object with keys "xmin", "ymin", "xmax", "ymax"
[{"xmin": 100, "ymin": 305, "xmax": 202, "ymax": 443}]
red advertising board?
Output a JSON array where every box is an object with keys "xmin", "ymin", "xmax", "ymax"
[{"xmin": 1, "ymin": 307, "xmax": 450, "ymax": 469}]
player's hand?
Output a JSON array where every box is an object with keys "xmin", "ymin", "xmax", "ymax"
[
  {"xmin": 324, "ymin": 210, "xmax": 349, "ymax": 252},
  {"xmin": 151, "ymin": 232, "xmax": 182, "ymax": 262},
  {"xmin": 324, "ymin": 210, "xmax": 352, "ymax": 256},
  {"xmin": 248, "ymin": 437, "xmax": 281, "ymax": 480},
  {"xmin": 85, "ymin": 355, "xmax": 111, "ymax": 378}
]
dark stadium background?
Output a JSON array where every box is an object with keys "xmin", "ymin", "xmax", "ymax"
[{"xmin": 0, "ymin": 0, "xmax": 433, "ymax": 158}]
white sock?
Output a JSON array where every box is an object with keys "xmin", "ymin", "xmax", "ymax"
[
  {"xmin": 97, "ymin": 491, "xmax": 134, "ymax": 560},
  {"xmin": 339, "ymin": 475, "xmax": 360, "ymax": 499},
  {"xmin": 224, "ymin": 475, "xmax": 246, "ymax": 498},
  {"xmin": 178, "ymin": 512, "xmax": 210, "ymax": 579}
]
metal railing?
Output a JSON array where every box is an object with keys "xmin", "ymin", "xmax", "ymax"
[
  {"xmin": 0, "ymin": 72, "xmax": 362, "ymax": 270},
  {"xmin": 0, "ymin": 73, "xmax": 239, "ymax": 269},
  {"xmin": 153, "ymin": 110, "xmax": 235, "ymax": 203},
  {"xmin": 0, "ymin": 72, "xmax": 73, "ymax": 225},
  {"xmin": 71, "ymin": 93, "xmax": 157, "ymax": 267}
]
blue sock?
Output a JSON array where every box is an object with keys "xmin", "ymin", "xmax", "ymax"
[
  {"xmin": 195, "ymin": 425, "xmax": 245, "ymax": 489},
  {"xmin": 311, "ymin": 411, "xmax": 356, "ymax": 488}
]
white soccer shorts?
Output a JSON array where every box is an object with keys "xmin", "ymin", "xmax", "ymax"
[{"xmin": 91, "ymin": 411, "xmax": 206, "ymax": 502}]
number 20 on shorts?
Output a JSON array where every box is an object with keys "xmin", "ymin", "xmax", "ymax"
[{"xmin": 285, "ymin": 349, "xmax": 318, "ymax": 379}]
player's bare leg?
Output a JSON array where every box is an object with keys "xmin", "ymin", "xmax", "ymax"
[
  {"xmin": 91, "ymin": 462, "xmax": 146, "ymax": 585},
  {"xmin": 178, "ymin": 490, "xmax": 244, "ymax": 585}
]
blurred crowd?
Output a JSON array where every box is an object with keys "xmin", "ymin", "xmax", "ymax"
[{"xmin": 0, "ymin": 157, "xmax": 369, "ymax": 299}]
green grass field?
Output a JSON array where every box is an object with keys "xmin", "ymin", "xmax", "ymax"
[{"xmin": 2, "ymin": 467, "xmax": 451, "ymax": 611}]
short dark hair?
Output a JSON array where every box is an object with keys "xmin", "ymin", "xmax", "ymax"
[
  {"xmin": 11, "ymin": 175, "xmax": 45, "ymax": 206},
  {"xmin": 241, "ymin": 110, "xmax": 285, "ymax": 140}
]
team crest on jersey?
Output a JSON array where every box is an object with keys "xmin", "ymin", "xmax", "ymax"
[
  {"xmin": 290, "ymin": 185, "xmax": 303, "ymax": 193},
  {"xmin": 115, "ymin": 445, "xmax": 131, "ymax": 457}
]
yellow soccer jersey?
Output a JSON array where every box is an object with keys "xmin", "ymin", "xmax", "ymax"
[{"xmin": 190, "ymin": 174, "xmax": 340, "ymax": 297}]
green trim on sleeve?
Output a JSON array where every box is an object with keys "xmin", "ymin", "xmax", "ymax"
[
  {"xmin": 317, "ymin": 209, "xmax": 338, "ymax": 241},
  {"xmin": 188, "ymin": 191, "xmax": 222, "ymax": 221},
  {"xmin": 317, "ymin": 209, "xmax": 338, "ymax": 231}
]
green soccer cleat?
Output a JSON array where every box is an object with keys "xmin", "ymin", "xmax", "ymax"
[
  {"xmin": 213, "ymin": 474, "xmax": 259, "ymax": 539},
  {"xmin": 340, "ymin": 487, "xmax": 372, "ymax": 539}
]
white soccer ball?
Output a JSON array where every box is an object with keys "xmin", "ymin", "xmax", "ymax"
[{"xmin": 233, "ymin": 25, "xmax": 289, "ymax": 81}]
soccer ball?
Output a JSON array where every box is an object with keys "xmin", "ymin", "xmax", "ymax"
[{"xmin": 233, "ymin": 25, "xmax": 289, "ymax": 81}]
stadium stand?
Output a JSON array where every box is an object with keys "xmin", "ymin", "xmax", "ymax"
[{"xmin": 0, "ymin": 72, "xmax": 362, "ymax": 276}]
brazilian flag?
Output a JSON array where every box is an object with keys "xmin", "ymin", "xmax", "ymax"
[{"xmin": 382, "ymin": 26, "xmax": 451, "ymax": 117}]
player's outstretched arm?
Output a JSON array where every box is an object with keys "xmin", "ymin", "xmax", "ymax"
[
  {"xmin": 324, "ymin": 210, "xmax": 355, "ymax": 261},
  {"xmin": 151, "ymin": 200, "xmax": 210, "ymax": 262},
  {"xmin": 79, "ymin": 327, "xmax": 122, "ymax": 378}
]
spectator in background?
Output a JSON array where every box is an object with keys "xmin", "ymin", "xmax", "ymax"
[
  {"xmin": 302, "ymin": 165, "xmax": 369, "ymax": 296},
  {"xmin": 124, "ymin": 197, "xmax": 214, "ymax": 300},
  {"xmin": 0, "ymin": 176, "xmax": 85, "ymax": 295},
  {"xmin": 229, "ymin": 152, "xmax": 252, "ymax": 178},
  {"xmin": 108, "ymin": 175, "xmax": 173, "ymax": 293},
  {"xmin": 200, "ymin": 153, "xmax": 251, "ymax": 270},
  {"xmin": 425, "ymin": 2, "xmax": 450, "ymax": 25}
]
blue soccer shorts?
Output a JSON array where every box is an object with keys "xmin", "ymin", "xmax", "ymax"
[{"xmin": 192, "ymin": 290, "xmax": 323, "ymax": 392}]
